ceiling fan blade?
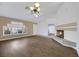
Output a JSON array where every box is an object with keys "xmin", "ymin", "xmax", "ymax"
[{"xmin": 25, "ymin": 6, "xmax": 30, "ymax": 10}]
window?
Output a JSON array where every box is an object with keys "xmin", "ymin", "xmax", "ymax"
[
  {"xmin": 3, "ymin": 26, "xmax": 11, "ymax": 35},
  {"xmin": 3, "ymin": 21, "xmax": 26, "ymax": 36}
]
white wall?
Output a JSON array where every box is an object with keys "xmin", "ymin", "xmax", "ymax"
[
  {"xmin": 33, "ymin": 24, "xmax": 38, "ymax": 35},
  {"xmin": 76, "ymin": 19, "xmax": 79, "ymax": 55},
  {"xmin": 0, "ymin": 3, "xmax": 3, "ymax": 16},
  {"xmin": 37, "ymin": 21, "xmax": 48, "ymax": 36},
  {"xmin": 64, "ymin": 31, "xmax": 78, "ymax": 43},
  {"xmin": 76, "ymin": 3, "xmax": 79, "ymax": 55},
  {"xmin": 37, "ymin": 18, "xmax": 57, "ymax": 36}
]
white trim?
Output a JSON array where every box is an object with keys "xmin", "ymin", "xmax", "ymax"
[{"xmin": 0, "ymin": 34, "xmax": 32, "ymax": 41}]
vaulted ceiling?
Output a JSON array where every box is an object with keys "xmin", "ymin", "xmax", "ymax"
[
  {"xmin": 0, "ymin": 2, "xmax": 78, "ymax": 24},
  {"xmin": 0, "ymin": 2, "xmax": 63, "ymax": 22}
]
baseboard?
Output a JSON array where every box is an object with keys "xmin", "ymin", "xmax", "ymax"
[{"xmin": 0, "ymin": 35, "xmax": 33, "ymax": 41}]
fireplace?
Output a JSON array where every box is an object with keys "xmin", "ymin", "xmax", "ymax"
[{"xmin": 56, "ymin": 30, "xmax": 64, "ymax": 39}]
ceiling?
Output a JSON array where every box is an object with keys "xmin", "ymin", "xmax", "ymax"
[{"xmin": 0, "ymin": 2, "xmax": 63, "ymax": 23}]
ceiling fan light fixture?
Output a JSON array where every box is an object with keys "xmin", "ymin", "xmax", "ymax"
[
  {"xmin": 25, "ymin": 2, "xmax": 40, "ymax": 17},
  {"xmin": 37, "ymin": 8, "xmax": 40, "ymax": 12},
  {"xmin": 33, "ymin": 13, "xmax": 39, "ymax": 17},
  {"xmin": 34, "ymin": 2, "xmax": 40, "ymax": 7},
  {"xmin": 30, "ymin": 6, "xmax": 34, "ymax": 10}
]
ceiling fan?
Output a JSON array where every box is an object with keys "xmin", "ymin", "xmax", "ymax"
[{"xmin": 25, "ymin": 2, "xmax": 40, "ymax": 17}]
